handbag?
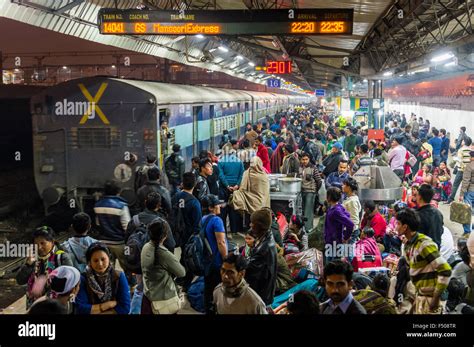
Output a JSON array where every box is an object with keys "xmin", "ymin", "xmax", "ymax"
[
  {"xmin": 450, "ymin": 201, "xmax": 472, "ymax": 225},
  {"xmin": 151, "ymin": 295, "xmax": 182, "ymax": 314},
  {"xmin": 406, "ymin": 152, "xmax": 417, "ymax": 167}
]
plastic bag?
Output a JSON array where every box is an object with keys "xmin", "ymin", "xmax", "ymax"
[{"xmin": 284, "ymin": 248, "xmax": 324, "ymax": 277}]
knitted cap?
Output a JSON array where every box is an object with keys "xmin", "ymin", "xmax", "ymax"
[{"xmin": 250, "ymin": 209, "xmax": 272, "ymax": 232}]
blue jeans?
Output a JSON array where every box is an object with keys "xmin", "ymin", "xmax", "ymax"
[
  {"xmin": 433, "ymin": 155, "xmax": 441, "ymax": 168},
  {"xmin": 463, "ymin": 191, "xmax": 474, "ymax": 234},
  {"xmin": 129, "ymin": 275, "xmax": 143, "ymax": 314}
]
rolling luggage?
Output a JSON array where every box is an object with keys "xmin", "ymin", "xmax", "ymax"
[
  {"xmin": 450, "ymin": 201, "xmax": 472, "ymax": 225},
  {"xmin": 352, "ymin": 254, "xmax": 382, "ymax": 272}
]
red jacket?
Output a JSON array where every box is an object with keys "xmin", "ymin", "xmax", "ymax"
[
  {"xmin": 361, "ymin": 212, "xmax": 387, "ymax": 239},
  {"xmin": 257, "ymin": 143, "xmax": 271, "ymax": 173}
]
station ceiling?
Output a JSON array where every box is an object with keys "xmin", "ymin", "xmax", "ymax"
[{"xmin": 1, "ymin": 0, "xmax": 473, "ymax": 94}]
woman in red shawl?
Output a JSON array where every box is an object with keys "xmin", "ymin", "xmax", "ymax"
[
  {"xmin": 270, "ymin": 142, "xmax": 285, "ymax": 173},
  {"xmin": 255, "ymin": 136, "xmax": 271, "ymax": 173}
]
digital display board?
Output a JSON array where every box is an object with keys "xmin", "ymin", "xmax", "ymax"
[
  {"xmin": 266, "ymin": 61, "xmax": 292, "ymax": 74},
  {"xmin": 98, "ymin": 9, "xmax": 353, "ymax": 35}
]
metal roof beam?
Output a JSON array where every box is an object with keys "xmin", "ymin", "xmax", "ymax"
[{"xmin": 54, "ymin": 0, "xmax": 85, "ymax": 14}]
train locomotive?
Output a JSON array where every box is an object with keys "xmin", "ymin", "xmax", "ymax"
[{"xmin": 30, "ymin": 77, "xmax": 311, "ymax": 211}]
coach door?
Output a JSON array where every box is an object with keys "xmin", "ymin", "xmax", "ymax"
[{"xmin": 193, "ymin": 105, "xmax": 202, "ymax": 156}]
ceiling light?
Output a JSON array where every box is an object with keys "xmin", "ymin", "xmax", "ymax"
[
  {"xmin": 363, "ymin": 79, "xmax": 368, "ymax": 83},
  {"xmin": 383, "ymin": 71, "xmax": 393, "ymax": 77},
  {"xmin": 62, "ymin": 66, "xmax": 68, "ymax": 69},
  {"xmin": 444, "ymin": 60, "xmax": 457, "ymax": 67},
  {"xmin": 195, "ymin": 34, "xmax": 204, "ymax": 39},
  {"xmin": 248, "ymin": 62, "xmax": 255, "ymax": 67},
  {"xmin": 431, "ymin": 52, "xmax": 455, "ymax": 63},
  {"xmin": 218, "ymin": 46, "xmax": 229, "ymax": 52},
  {"xmin": 236, "ymin": 55, "xmax": 243, "ymax": 60}
]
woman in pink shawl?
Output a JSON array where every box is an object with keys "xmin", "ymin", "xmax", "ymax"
[
  {"xmin": 352, "ymin": 227, "xmax": 382, "ymax": 264},
  {"xmin": 270, "ymin": 142, "xmax": 285, "ymax": 173}
]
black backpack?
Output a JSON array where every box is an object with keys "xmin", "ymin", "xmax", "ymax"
[
  {"xmin": 165, "ymin": 154, "xmax": 179, "ymax": 180},
  {"xmin": 170, "ymin": 194, "xmax": 194, "ymax": 247},
  {"xmin": 183, "ymin": 215, "xmax": 215, "ymax": 277},
  {"xmin": 124, "ymin": 215, "xmax": 150, "ymax": 274}
]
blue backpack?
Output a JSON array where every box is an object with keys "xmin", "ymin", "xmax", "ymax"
[
  {"xmin": 183, "ymin": 215, "xmax": 215, "ymax": 276},
  {"xmin": 187, "ymin": 277, "xmax": 205, "ymax": 313}
]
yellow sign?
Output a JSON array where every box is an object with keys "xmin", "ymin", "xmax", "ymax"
[{"xmin": 78, "ymin": 83, "xmax": 110, "ymax": 125}]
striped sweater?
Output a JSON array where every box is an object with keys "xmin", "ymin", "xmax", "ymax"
[{"xmin": 404, "ymin": 233, "xmax": 452, "ymax": 295}]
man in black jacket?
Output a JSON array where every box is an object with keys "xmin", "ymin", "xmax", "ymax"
[
  {"xmin": 136, "ymin": 167, "xmax": 172, "ymax": 217},
  {"xmin": 165, "ymin": 144, "xmax": 185, "ymax": 197},
  {"xmin": 416, "ymin": 184, "xmax": 444, "ymax": 248},
  {"xmin": 322, "ymin": 142, "xmax": 344, "ymax": 177},
  {"xmin": 126, "ymin": 192, "xmax": 175, "ymax": 252},
  {"xmin": 301, "ymin": 133, "xmax": 321, "ymax": 165},
  {"xmin": 245, "ymin": 208, "xmax": 278, "ymax": 306},
  {"xmin": 320, "ymin": 260, "xmax": 367, "ymax": 314}
]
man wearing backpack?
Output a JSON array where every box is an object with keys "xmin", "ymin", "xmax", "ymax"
[
  {"xmin": 174, "ymin": 172, "xmax": 202, "ymax": 289},
  {"xmin": 61, "ymin": 212, "xmax": 97, "ymax": 273},
  {"xmin": 136, "ymin": 167, "xmax": 172, "ymax": 217},
  {"xmin": 126, "ymin": 192, "xmax": 176, "ymax": 253},
  {"xmin": 200, "ymin": 194, "xmax": 228, "ymax": 314},
  {"xmin": 135, "ymin": 155, "xmax": 159, "ymax": 192},
  {"xmin": 125, "ymin": 192, "xmax": 175, "ymax": 314},
  {"xmin": 165, "ymin": 144, "xmax": 185, "ymax": 197}
]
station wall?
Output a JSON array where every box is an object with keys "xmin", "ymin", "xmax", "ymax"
[{"xmin": 387, "ymin": 99, "xmax": 474, "ymax": 142}]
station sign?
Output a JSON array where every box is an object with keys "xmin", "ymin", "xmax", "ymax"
[
  {"xmin": 315, "ymin": 89, "xmax": 325, "ymax": 97},
  {"xmin": 267, "ymin": 79, "xmax": 281, "ymax": 88},
  {"xmin": 98, "ymin": 8, "xmax": 353, "ymax": 35}
]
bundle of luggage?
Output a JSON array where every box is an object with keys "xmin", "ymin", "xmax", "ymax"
[{"xmin": 285, "ymin": 248, "xmax": 324, "ymax": 281}]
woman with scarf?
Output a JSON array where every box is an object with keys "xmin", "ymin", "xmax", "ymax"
[
  {"xmin": 231, "ymin": 156, "xmax": 271, "ymax": 216},
  {"xmin": 270, "ymin": 142, "xmax": 285, "ymax": 173},
  {"xmin": 281, "ymin": 144, "xmax": 300, "ymax": 175},
  {"xmin": 435, "ymin": 161, "xmax": 452, "ymax": 201},
  {"xmin": 16, "ymin": 226, "xmax": 73, "ymax": 309},
  {"xmin": 75, "ymin": 243, "xmax": 130, "ymax": 314},
  {"xmin": 141, "ymin": 217, "xmax": 185, "ymax": 314}
]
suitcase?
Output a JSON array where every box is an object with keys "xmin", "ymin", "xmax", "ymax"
[
  {"xmin": 450, "ymin": 201, "xmax": 472, "ymax": 225},
  {"xmin": 358, "ymin": 266, "xmax": 390, "ymax": 279},
  {"xmin": 352, "ymin": 254, "xmax": 382, "ymax": 272}
]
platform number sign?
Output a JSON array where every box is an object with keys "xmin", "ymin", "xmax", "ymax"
[
  {"xmin": 267, "ymin": 78, "xmax": 281, "ymax": 88},
  {"xmin": 315, "ymin": 89, "xmax": 325, "ymax": 97}
]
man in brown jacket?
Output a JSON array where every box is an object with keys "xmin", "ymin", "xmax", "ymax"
[
  {"xmin": 460, "ymin": 150, "xmax": 474, "ymax": 235},
  {"xmin": 245, "ymin": 125, "xmax": 259, "ymax": 148}
]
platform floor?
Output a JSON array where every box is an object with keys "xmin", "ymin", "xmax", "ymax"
[{"xmin": 1, "ymin": 203, "xmax": 466, "ymax": 315}]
